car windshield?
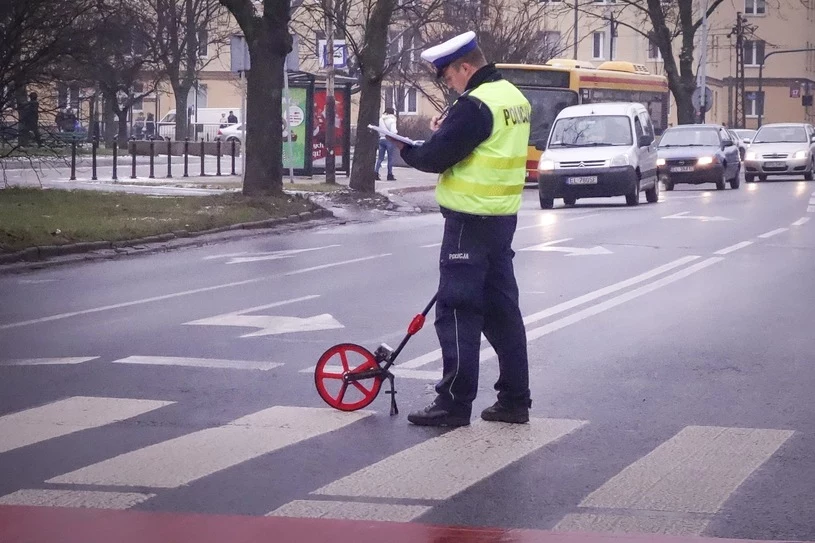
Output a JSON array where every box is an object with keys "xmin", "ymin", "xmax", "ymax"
[
  {"xmin": 515, "ymin": 88, "xmax": 579, "ymax": 146},
  {"xmin": 733, "ymin": 129, "xmax": 756, "ymax": 140},
  {"xmin": 658, "ymin": 128, "xmax": 720, "ymax": 147},
  {"xmin": 548, "ymin": 115, "xmax": 632, "ymax": 148},
  {"xmin": 753, "ymin": 126, "xmax": 807, "ymax": 143}
]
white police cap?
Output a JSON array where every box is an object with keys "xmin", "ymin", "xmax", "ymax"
[{"xmin": 420, "ymin": 31, "xmax": 478, "ymax": 77}]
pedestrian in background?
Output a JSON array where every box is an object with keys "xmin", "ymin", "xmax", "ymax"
[
  {"xmin": 390, "ymin": 31, "xmax": 532, "ymax": 427},
  {"xmin": 227, "ymin": 110, "xmax": 238, "ymax": 124},
  {"xmin": 375, "ymin": 107, "xmax": 398, "ymax": 181},
  {"xmin": 145, "ymin": 112, "xmax": 156, "ymax": 140}
]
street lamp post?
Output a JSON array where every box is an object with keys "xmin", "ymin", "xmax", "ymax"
[{"xmin": 757, "ymin": 48, "xmax": 815, "ymax": 127}]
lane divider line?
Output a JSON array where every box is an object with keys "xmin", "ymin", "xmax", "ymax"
[
  {"xmin": 714, "ymin": 241, "xmax": 753, "ymax": 255},
  {"xmin": 758, "ymin": 228, "xmax": 788, "ymax": 239}
]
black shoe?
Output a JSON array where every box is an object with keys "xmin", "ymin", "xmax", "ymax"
[
  {"xmin": 375, "ymin": 173, "xmax": 381, "ymax": 181},
  {"xmin": 480, "ymin": 401, "xmax": 529, "ymax": 424},
  {"xmin": 387, "ymin": 175, "xmax": 396, "ymax": 181},
  {"xmin": 407, "ymin": 402, "xmax": 470, "ymax": 427}
]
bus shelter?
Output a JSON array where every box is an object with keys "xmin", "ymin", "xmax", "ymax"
[{"xmin": 285, "ymin": 71, "xmax": 354, "ymax": 177}]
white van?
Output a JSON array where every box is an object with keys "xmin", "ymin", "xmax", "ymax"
[
  {"xmin": 536, "ymin": 102, "xmax": 658, "ymax": 209},
  {"xmin": 157, "ymin": 108, "xmax": 242, "ymax": 141}
]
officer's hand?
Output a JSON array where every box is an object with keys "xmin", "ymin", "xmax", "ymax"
[{"xmin": 430, "ymin": 116, "xmax": 442, "ymax": 132}]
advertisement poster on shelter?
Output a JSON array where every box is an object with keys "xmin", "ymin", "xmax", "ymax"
[
  {"xmin": 312, "ymin": 89, "xmax": 346, "ymax": 168},
  {"xmin": 282, "ymin": 87, "xmax": 307, "ymax": 170}
]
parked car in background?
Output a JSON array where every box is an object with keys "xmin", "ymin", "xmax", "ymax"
[
  {"xmin": 732, "ymin": 128, "xmax": 756, "ymax": 145},
  {"xmin": 743, "ymin": 123, "xmax": 815, "ymax": 182},
  {"xmin": 727, "ymin": 129, "xmax": 748, "ymax": 161},
  {"xmin": 215, "ymin": 123, "xmax": 245, "ymax": 145},
  {"xmin": 657, "ymin": 124, "xmax": 741, "ymax": 191}
]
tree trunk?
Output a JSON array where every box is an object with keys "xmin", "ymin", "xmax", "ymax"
[
  {"xmin": 173, "ymin": 83, "xmax": 192, "ymax": 141},
  {"xmin": 103, "ymin": 96, "xmax": 116, "ymax": 147},
  {"xmin": 244, "ymin": 27, "xmax": 284, "ymax": 196},
  {"xmin": 349, "ymin": 0, "xmax": 395, "ymax": 193},
  {"xmin": 116, "ymin": 111, "xmax": 129, "ymax": 142}
]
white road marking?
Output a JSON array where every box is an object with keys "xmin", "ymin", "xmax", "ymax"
[
  {"xmin": 311, "ymin": 418, "xmax": 586, "ymax": 502},
  {"xmin": 187, "ymin": 312, "xmax": 343, "ymax": 338},
  {"xmin": 420, "ymin": 243, "xmax": 441, "ymax": 248},
  {"xmin": 1, "ymin": 357, "xmax": 97, "ymax": 366},
  {"xmin": 521, "ymin": 238, "xmax": 612, "ymax": 256},
  {"xmin": 0, "ymin": 489, "xmax": 154, "ymax": 510},
  {"xmin": 555, "ymin": 512, "xmax": 709, "ymax": 536},
  {"xmin": 301, "ymin": 365, "xmax": 439, "ymax": 381},
  {"xmin": 792, "ymin": 217, "xmax": 810, "ymax": 226},
  {"xmin": 48, "ymin": 406, "xmax": 370, "ymax": 488},
  {"xmin": 112, "ymin": 356, "xmax": 282, "ymax": 371},
  {"xmin": 400, "ymin": 256, "xmax": 700, "ymax": 369},
  {"xmin": 714, "ymin": 241, "xmax": 753, "ymax": 255},
  {"xmin": 268, "ymin": 500, "xmax": 430, "ymax": 522},
  {"xmin": 203, "ymin": 245, "xmax": 340, "ymax": 264},
  {"xmin": 0, "ymin": 397, "xmax": 173, "ymax": 454},
  {"xmin": 556, "ymin": 425, "xmax": 794, "ymax": 536},
  {"xmin": 758, "ymin": 227, "xmax": 788, "ymax": 239},
  {"xmin": 283, "ymin": 254, "xmax": 391, "ymax": 276},
  {"xmin": 662, "ymin": 211, "xmax": 731, "ymax": 222},
  {"xmin": 0, "ymin": 255, "xmax": 390, "ymax": 331}
]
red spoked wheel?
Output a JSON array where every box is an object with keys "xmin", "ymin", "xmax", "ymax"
[{"xmin": 314, "ymin": 343, "xmax": 383, "ymax": 411}]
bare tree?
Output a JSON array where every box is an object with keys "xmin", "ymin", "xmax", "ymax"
[
  {"xmin": 419, "ymin": 0, "xmax": 570, "ymax": 108},
  {"xmin": 297, "ymin": 0, "xmax": 445, "ymax": 193},
  {"xmin": 0, "ymin": 0, "xmax": 96, "ymax": 154},
  {"xmin": 144, "ymin": 0, "xmax": 229, "ymax": 141},
  {"xmin": 220, "ymin": 0, "xmax": 292, "ymax": 196},
  {"xmin": 565, "ymin": 0, "xmax": 727, "ymax": 125}
]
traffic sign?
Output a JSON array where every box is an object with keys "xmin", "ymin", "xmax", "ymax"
[{"xmin": 692, "ymin": 86, "xmax": 714, "ymax": 112}]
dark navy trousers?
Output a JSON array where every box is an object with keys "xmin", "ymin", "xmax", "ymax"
[{"xmin": 433, "ymin": 210, "xmax": 531, "ymax": 414}]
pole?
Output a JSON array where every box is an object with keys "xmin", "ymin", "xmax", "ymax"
[
  {"xmin": 573, "ymin": 1, "xmax": 578, "ymax": 60},
  {"xmin": 608, "ymin": 13, "xmax": 615, "ymax": 62},
  {"xmin": 240, "ymin": 71, "xmax": 247, "ymax": 183},
  {"xmin": 282, "ymin": 66, "xmax": 295, "ymax": 184},
  {"xmin": 698, "ymin": 0, "xmax": 710, "ymax": 123},
  {"xmin": 325, "ymin": 4, "xmax": 337, "ymax": 185}
]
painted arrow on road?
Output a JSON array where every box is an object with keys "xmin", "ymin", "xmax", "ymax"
[
  {"xmin": 521, "ymin": 238, "xmax": 612, "ymax": 256},
  {"xmin": 662, "ymin": 211, "xmax": 731, "ymax": 222},
  {"xmin": 202, "ymin": 245, "xmax": 340, "ymax": 264},
  {"xmin": 184, "ymin": 295, "xmax": 344, "ymax": 337}
]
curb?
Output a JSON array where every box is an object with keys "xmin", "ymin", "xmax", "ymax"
[
  {"xmin": 387, "ymin": 184, "xmax": 436, "ymax": 196},
  {"xmin": 0, "ymin": 207, "xmax": 335, "ymax": 272}
]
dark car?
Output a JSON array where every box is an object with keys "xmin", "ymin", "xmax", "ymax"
[{"xmin": 657, "ymin": 124, "xmax": 741, "ymax": 191}]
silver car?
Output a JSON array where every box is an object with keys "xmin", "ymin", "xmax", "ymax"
[{"xmin": 743, "ymin": 123, "xmax": 815, "ymax": 182}]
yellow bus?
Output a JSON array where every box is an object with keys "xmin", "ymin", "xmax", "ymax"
[{"xmin": 496, "ymin": 59, "xmax": 670, "ymax": 182}]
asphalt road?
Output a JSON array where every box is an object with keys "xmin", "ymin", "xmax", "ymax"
[{"xmin": 1, "ymin": 178, "xmax": 814, "ymax": 541}]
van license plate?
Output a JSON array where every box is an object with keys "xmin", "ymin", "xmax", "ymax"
[
  {"xmin": 764, "ymin": 161, "xmax": 786, "ymax": 168},
  {"xmin": 567, "ymin": 176, "xmax": 598, "ymax": 185},
  {"xmin": 670, "ymin": 166, "xmax": 694, "ymax": 172}
]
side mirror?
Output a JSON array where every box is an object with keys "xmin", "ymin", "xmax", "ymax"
[
  {"xmin": 638, "ymin": 134, "xmax": 654, "ymax": 147},
  {"xmin": 722, "ymin": 139, "xmax": 735, "ymax": 148},
  {"xmin": 535, "ymin": 139, "xmax": 548, "ymax": 151},
  {"xmin": 810, "ymin": 134, "xmax": 815, "ymax": 142},
  {"xmin": 742, "ymin": 138, "xmax": 751, "ymax": 144}
]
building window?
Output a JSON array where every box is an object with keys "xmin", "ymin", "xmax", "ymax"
[
  {"xmin": 592, "ymin": 32, "xmax": 605, "ymax": 60},
  {"xmin": 744, "ymin": 40, "xmax": 765, "ymax": 66},
  {"xmin": 542, "ymin": 31, "xmax": 561, "ymax": 53},
  {"xmin": 198, "ymin": 29, "xmax": 208, "ymax": 57},
  {"xmin": 388, "ymin": 30, "xmax": 420, "ymax": 69},
  {"xmin": 745, "ymin": 0, "xmax": 766, "ymax": 15},
  {"xmin": 647, "ymin": 34, "xmax": 662, "ymax": 60},
  {"xmin": 746, "ymin": 91, "xmax": 764, "ymax": 117},
  {"xmin": 132, "ymin": 82, "xmax": 144, "ymax": 111},
  {"xmin": 384, "ymin": 86, "xmax": 418, "ymax": 115}
]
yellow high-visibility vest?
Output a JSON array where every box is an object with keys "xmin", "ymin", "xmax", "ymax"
[{"xmin": 436, "ymin": 79, "xmax": 531, "ymax": 215}]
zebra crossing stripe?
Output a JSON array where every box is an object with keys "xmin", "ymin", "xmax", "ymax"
[
  {"xmin": 310, "ymin": 418, "xmax": 586, "ymax": 503},
  {"xmin": 299, "ymin": 365, "xmax": 440, "ymax": 381},
  {"xmin": 112, "ymin": 355, "xmax": 282, "ymax": 371},
  {"xmin": 0, "ymin": 489, "xmax": 154, "ymax": 510},
  {"xmin": 268, "ymin": 499, "xmax": 430, "ymax": 522},
  {"xmin": 0, "ymin": 357, "xmax": 97, "ymax": 366},
  {"xmin": 555, "ymin": 425, "xmax": 794, "ymax": 536},
  {"xmin": 0, "ymin": 397, "xmax": 174, "ymax": 454},
  {"xmin": 47, "ymin": 406, "xmax": 370, "ymax": 489}
]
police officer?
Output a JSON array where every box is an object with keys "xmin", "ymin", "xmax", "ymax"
[{"xmin": 388, "ymin": 32, "xmax": 532, "ymax": 427}]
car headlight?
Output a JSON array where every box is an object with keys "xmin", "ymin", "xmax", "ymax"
[
  {"xmin": 697, "ymin": 156, "xmax": 714, "ymax": 166},
  {"xmin": 610, "ymin": 154, "xmax": 629, "ymax": 167},
  {"xmin": 538, "ymin": 159, "xmax": 555, "ymax": 171},
  {"xmin": 794, "ymin": 150, "xmax": 809, "ymax": 159},
  {"xmin": 745, "ymin": 152, "xmax": 757, "ymax": 160},
  {"xmin": 656, "ymin": 158, "xmax": 665, "ymax": 166}
]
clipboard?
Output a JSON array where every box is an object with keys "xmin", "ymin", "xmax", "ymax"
[{"xmin": 367, "ymin": 124, "xmax": 418, "ymax": 146}]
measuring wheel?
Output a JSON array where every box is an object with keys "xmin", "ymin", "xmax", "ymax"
[{"xmin": 314, "ymin": 343, "xmax": 384, "ymax": 411}]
